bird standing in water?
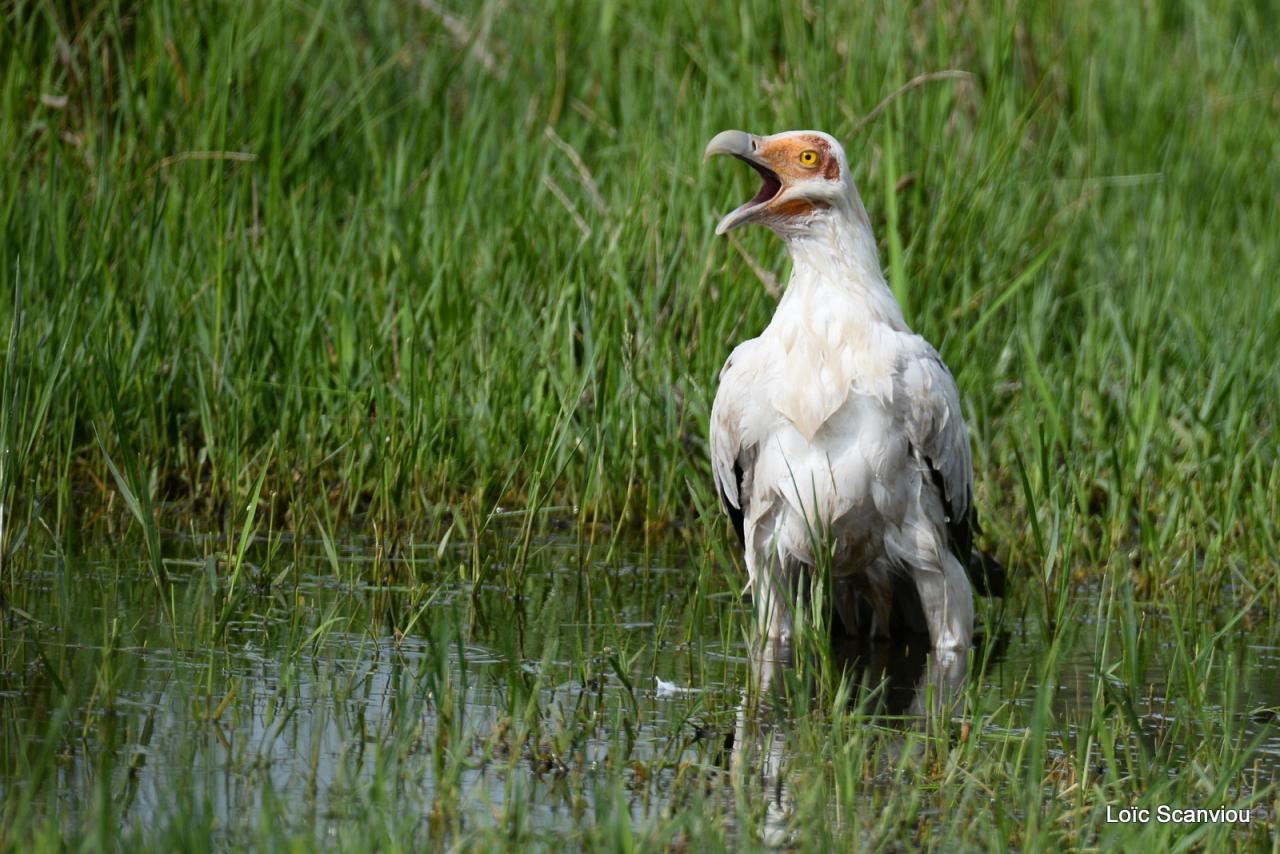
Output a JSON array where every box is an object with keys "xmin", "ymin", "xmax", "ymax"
[{"xmin": 704, "ymin": 129, "xmax": 997, "ymax": 653}]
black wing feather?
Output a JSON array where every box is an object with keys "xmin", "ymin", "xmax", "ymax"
[
  {"xmin": 719, "ymin": 459, "xmax": 746, "ymax": 546},
  {"xmin": 924, "ymin": 454, "xmax": 1005, "ymax": 598}
]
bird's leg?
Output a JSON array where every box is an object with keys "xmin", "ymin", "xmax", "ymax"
[
  {"xmin": 833, "ymin": 576, "xmax": 893, "ymax": 640},
  {"xmin": 908, "ymin": 647, "xmax": 969, "ymax": 718},
  {"xmin": 910, "ymin": 550, "xmax": 974, "ymax": 651},
  {"xmin": 755, "ymin": 568, "xmax": 793, "ymax": 645},
  {"xmin": 866, "ymin": 574, "xmax": 895, "ymax": 640},
  {"xmin": 831, "ymin": 577, "xmax": 862, "ymax": 637},
  {"xmin": 747, "ymin": 523, "xmax": 794, "ymax": 646}
]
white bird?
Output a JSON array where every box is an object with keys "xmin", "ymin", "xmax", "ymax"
[{"xmin": 704, "ymin": 129, "xmax": 999, "ymax": 653}]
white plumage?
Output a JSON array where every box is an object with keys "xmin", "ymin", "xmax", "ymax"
[{"xmin": 704, "ymin": 129, "xmax": 983, "ymax": 652}]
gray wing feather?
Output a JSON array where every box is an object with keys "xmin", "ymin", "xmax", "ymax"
[
  {"xmin": 710, "ymin": 350, "xmax": 754, "ymax": 545},
  {"xmin": 899, "ymin": 348, "xmax": 973, "ymax": 552}
]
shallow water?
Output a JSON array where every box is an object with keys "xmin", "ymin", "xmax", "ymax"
[{"xmin": 1, "ymin": 524, "xmax": 1276, "ymax": 845}]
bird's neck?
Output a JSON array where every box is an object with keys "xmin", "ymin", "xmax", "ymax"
[{"xmin": 778, "ymin": 205, "xmax": 907, "ymax": 331}]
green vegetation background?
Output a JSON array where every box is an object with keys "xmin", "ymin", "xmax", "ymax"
[
  {"xmin": 4, "ymin": 0, "xmax": 1278, "ymax": 597},
  {"xmin": 1, "ymin": 1, "xmax": 1279, "ymax": 848}
]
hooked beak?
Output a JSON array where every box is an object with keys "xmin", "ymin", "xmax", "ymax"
[{"xmin": 703, "ymin": 130, "xmax": 783, "ymax": 235}]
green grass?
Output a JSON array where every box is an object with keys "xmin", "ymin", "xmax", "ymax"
[{"xmin": 1, "ymin": 0, "xmax": 1279, "ymax": 850}]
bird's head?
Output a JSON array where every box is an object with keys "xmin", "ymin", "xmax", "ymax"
[{"xmin": 703, "ymin": 129, "xmax": 853, "ymax": 237}]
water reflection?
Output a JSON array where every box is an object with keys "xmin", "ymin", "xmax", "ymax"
[
  {"xmin": 729, "ymin": 633, "xmax": 978, "ymax": 846},
  {"xmin": 2, "ymin": 531, "xmax": 1277, "ymax": 846}
]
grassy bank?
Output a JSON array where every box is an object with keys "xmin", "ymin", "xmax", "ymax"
[
  {"xmin": 2, "ymin": 0, "xmax": 1279, "ymax": 849},
  {"xmin": 2, "ymin": 0, "xmax": 1276, "ymax": 590}
]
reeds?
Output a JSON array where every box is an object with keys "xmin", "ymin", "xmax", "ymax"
[{"xmin": 1, "ymin": 0, "xmax": 1277, "ymax": 848}]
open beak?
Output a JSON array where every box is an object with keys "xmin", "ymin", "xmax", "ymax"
[{"xmin": 703, "ymin": 130, "xmax": 783, "ymax": 235}]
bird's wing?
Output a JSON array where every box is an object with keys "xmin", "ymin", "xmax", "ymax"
[
  {"xmin": 898, "ymin": 345, "xmax": 974, "ymax": 559},
  {"xmin": 710, "ymin": 343, "xmax": 760, "ymax": 545}
]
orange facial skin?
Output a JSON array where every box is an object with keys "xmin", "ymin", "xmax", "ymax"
[
  {"xmin": 745, "ymin": 134, "xmax": 841, "ymax": 220},
  {"xmin": 704, "ymin": 129, "xmax": 849, "ymax": 234},
  {"xmin": 771, "ymin": 196, "xmax": 829, "ymax": 218},
  {"xmin": 754, "ymin": 134, "xmax": 841, "ymax": 185}
]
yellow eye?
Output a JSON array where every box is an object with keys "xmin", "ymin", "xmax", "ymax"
[{"xmin": 799, "ymin": 150, "xmax": 819, "ymax": 167}]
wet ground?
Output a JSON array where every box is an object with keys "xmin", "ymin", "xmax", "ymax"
[{"xmin": 1, "ymin": 524, "xmax": 1276, "ymax": 845}]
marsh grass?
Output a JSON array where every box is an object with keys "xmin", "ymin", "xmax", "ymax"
[
  {"xmin": 2, "ymin": 0, "xmax": 1279, "ymax": 849},
  {"xmin": 2, "ymin": 526, "xmax": 1273, "ymax": 851}
]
